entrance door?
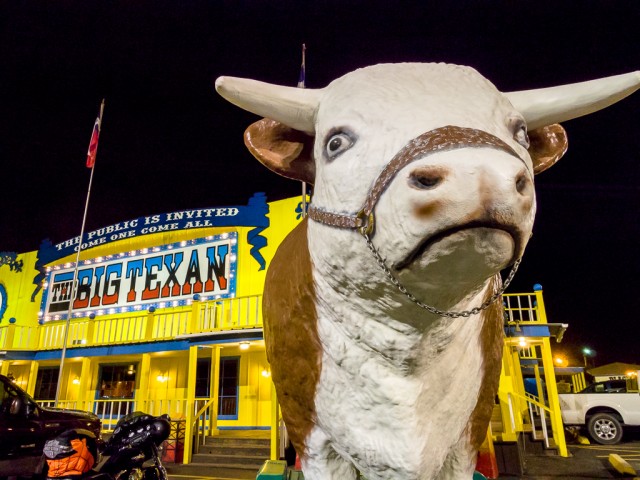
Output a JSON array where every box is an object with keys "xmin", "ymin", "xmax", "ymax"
[{"xmin": 218, "ymin": 357, "xmax": 239, "ymax": 420}]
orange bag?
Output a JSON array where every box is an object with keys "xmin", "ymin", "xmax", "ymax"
[{"xmin": 45, "ymin": 432, "xmax": 96, "ymax": 478}]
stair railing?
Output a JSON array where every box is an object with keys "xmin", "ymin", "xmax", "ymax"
[
  {"xmin": 192, "ymin": 397, "xmax": 217, "ymax": 454},
  {"xmin": 511, "ymin": 390, "xmax": 552, "ymax": 449}
]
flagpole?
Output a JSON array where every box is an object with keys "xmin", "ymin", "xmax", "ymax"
[
  {"xmin": 298, "ymin": 44, "xmax": 308, "ymax": 217},
  {"xmin": 54, "ymin": 99, "xmax": 105, "ymax": 407}
]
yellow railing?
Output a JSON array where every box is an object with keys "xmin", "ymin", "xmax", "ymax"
[
  {"xmin": 503, "ymin": 291, "xmax": 544, "ymax": 324},
  {"xmin": 37, "ymin": 397, "xmax": 210, "ymax": 433},
  {"xmin": 192, "ymin": 397, "xmax": 217, "ymax": 453},
  {"xmin": 198, "ymin": 295, "xmax": 263, "ymax": 331},
  {"xmin": 0, "ymin": 294, "xmax": 263, "ymax": 351}
]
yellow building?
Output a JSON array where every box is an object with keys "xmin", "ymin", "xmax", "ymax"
[
  {"xmin": 0, "ymin": 193, "xmax": 304, "ymax": 461},
  {"xmin": 0, "ymin": 193, "xmax": 570, "ymax": 469}
]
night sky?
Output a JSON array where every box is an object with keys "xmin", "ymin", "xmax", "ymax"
[{"xmin": 1, "ymin": 1, "xmax": 638, "ymax": 366}]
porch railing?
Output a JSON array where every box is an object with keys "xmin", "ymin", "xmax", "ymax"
[
  {"xmin": 37, "ymin": 397, "xmax": 198, "ymax": 433},
  {"xmin": 503, "ymin": 291, "xmax": 542, "ymax": 324},
  {"xmin": 0, "ymin": 294, "xmax": 263, "ymax": 351}
]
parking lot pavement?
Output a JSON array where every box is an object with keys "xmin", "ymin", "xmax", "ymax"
[
  {"xmin": 167, "ymin": 439, "xmax": 640, "ymax": 480},
  {"xmin": 499, "ymin": 438, "xmax": 640, "ymax": 479},
  {"xmin": 574, "ymin": 442, "xmax": 640, "ymax": 477},
  {"xmin": 168, "ymin": 473, "xmax": 255, "ymax": 480}
]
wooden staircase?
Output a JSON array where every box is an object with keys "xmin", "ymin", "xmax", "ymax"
[{"xmin": 164, "ymin": 430, "xmax": 270, "ymax": 479}]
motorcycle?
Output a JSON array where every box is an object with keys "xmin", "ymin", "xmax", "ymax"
[{"xmin": 43, "ymin": 412, "xmax": 171, "ymax": 480}]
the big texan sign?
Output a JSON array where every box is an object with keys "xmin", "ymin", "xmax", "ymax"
[
  {"xmin": 31, "ymin": 193, "xmax": 271, "ymax": 302},
  {"xmin": 40, "ymin": 233, "xmax": 237, "ymax": 321}
]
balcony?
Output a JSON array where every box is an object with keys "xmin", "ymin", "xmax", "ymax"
[{"xmin": 0, "ymin": 294, "xmax": 263, "ymax": 351}]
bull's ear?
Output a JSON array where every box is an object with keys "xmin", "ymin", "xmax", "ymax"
[
  {"xmin": 528, "ymin": 124, "xmax": 568, "ymax": 175},
  {"xmin": 244, "ymin": 118, "xmax": 315, "ymax": 184}
]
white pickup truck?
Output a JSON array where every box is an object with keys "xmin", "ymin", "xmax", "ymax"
[{"xmin": 559, "ymin": 379, "xmax": 640, "ymax": 444}]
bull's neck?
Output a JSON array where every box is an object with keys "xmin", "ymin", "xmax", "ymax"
[{"xmin": 311, "ymin": 261, "xmax": 496, "ymax": 370}]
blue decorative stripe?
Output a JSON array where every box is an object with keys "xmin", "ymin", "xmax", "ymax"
[
  {"xmin": 0, "ymin": 284, "xmax": 7, "ymax": 322},
  {"xmin": 505, "ymin": 325, "xmax": 550, "ymax": 338},
  {"xmin": 0, "ymin": 331, "xmax": 265, "ymax": 360},
  {"xmin": 33, "ymin": 340, "xmax": 193, "ymax": 360},
  {"xmin": 217, "ymin": 426, "xmax": 271, "ymax": 430}
]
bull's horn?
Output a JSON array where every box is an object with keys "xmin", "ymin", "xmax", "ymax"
[
  {"xmin": 506, "ymin": 71, "xmax": 640, "ymax": 130},
  {"xmin": 215, "ymin": 76, "xmax": 322, "ymax": 134}
]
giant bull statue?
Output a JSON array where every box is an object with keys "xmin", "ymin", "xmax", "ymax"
[{"xmin": 216, "ymin": 63, "xmax": 639, "ymax": 479}]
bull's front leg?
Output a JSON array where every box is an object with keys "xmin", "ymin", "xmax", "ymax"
[
  {"xmin": 301, "ymin": 427, "xmax": 359, "ymax": 480},
  {"xmin": 433, "ymin": 438, "xmax": 477, "ymax": 480}
]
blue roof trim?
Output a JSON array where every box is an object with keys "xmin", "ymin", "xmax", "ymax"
[
  {"xmin": 520, "ymin": 359, "xmax": 539, "ymax": 366},
  {"xmin": 505, "ymin": 325, "xmax": 550, "ymax": 338},
  {"xmin": 178, "ymin": 330, "xmax": 264, "ymax": 345},
  {"xmin": 33, "ymin": 340, "xmax": 193, "ymax": 360},
  {"xmin": 2, "ymin": 330, "xmax": 265, "ymax": 361},
  {"xmin": 3, "ymin": 350, "xmax": 36, "ymax": 360}
]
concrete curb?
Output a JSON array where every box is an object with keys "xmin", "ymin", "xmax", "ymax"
[{"xmin": 608, "ymin": 453, "xmax": 637, "ymax": 476}]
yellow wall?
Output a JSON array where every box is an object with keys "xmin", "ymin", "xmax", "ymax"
[
  {"xmin": 217, "ymin": 347, "xmax": 273, "ymax": 429},
  {"xmin": 0, "ymin": 250, "xmax": 42, "ymax": 327},
  {"xmin": 0, "ymin": 195, "xmax": 304, "ymax": 430}
]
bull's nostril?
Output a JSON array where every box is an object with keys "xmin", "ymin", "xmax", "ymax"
[
  {"xmin": 515, "ymin": 172, "xmax": 529, "ymax": 195},
  {"xmin": 409, "ymin": 170, "xmax": 443, "ymax": 190}
]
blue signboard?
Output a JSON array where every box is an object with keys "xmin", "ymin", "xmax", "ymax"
[
  {"xmin": 40, "ymin": 232, "xmax": 238, "ymax": 321},
  {"xmin": 32, "ymin": 193, "xmax": 270, "ymax": 301}
]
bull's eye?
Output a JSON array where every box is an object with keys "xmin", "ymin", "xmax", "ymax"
[
  {"xmin": 515, "ymin": 125, "xmax": 530, "ymax": 149},
  {"xmin": 513, "ymin": 119, "xmax": 530, "ymax": 149},
  {"xmin": 325, "ymin": 132, "xmax": 353, "ymax": 159}
]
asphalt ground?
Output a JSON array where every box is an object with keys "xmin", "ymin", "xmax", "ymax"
[
  {"xmin": 499, "ymin": 441, "xmax": 640, "ymax": 479},
  {"xmin": 166, "ymin": 435, "xmax": 640, "ymax": 480}
]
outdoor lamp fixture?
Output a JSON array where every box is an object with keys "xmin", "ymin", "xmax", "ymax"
[
  {"xmin": 582, "ymin": 347, "xmax": 596, "ymax": 366},
  {"xmin": 518, "ymin": 337, "xmax": 528, "ymax": 348},
  {"xmin": 127, "ymin": 365, "xmax": 136, "ymax": 375},
  {"xmin": 261, "ymin": 368, "xmax": 271, "ymax": 378},
  {"xmin": 157, "ymin": 373, "xmax": 169, "ymax": 383},
  {"xmin": 72, "ymin": 377, "xmax": 80, "ymax": 385},
  {"xmin": 239, "ymin": 341, "xmax": 250, "ymax": 351}
]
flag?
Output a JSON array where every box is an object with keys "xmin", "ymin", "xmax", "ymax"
[
  {"xmin": 86, "ymin": 117, "xmax": 100, "ymax": 168},
  {"xmin": 297, "ymin": 43, "xmax": 306, "ymax": 88}
]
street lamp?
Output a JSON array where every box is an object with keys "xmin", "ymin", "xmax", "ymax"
[
  {"xmin": 554, "ymin": 356, "xmax": 567, "ymax": 367},
  {"xmin": 582, "ymin": 347, "xmax": 595, "ymax": 367}
]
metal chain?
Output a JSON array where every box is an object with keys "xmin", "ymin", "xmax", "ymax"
[{"xmin": 362, "ymin": 232, "xmax": 521, "ymax": 318}]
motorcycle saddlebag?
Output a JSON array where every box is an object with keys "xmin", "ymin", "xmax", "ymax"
[{"xmin": 44, "ymin": 428, "xmax": 97, "ymax": 478}]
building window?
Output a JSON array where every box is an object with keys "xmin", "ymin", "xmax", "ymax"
[
  {"xmin": 218, "ymin": 357, "xmax": 239, "ymax": 420},
  {"xmin": 34, "ymin": 367, "xmax": 59, "ymax": 400},
  {"xmin": 195, "ymin": 358, "xmax": 211, "ymax": 398},
  {"xmin": 98, "ymin": 364, "xmax": 136, "ymax": 399}
]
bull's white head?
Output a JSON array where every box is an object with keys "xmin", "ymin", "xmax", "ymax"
[{"xmin": 216, "ymin": 64, "xmax": 639, "ymax": 311}]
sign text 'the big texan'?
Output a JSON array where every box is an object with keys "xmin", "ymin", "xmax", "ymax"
[{"xmin": 40, "ymin": 233, "xmax": 238, "ymax": 321}]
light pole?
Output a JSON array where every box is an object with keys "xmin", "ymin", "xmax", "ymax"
[{"xmin": 582, "ymin": 347, "xmax": 595, "ymax": 367}]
